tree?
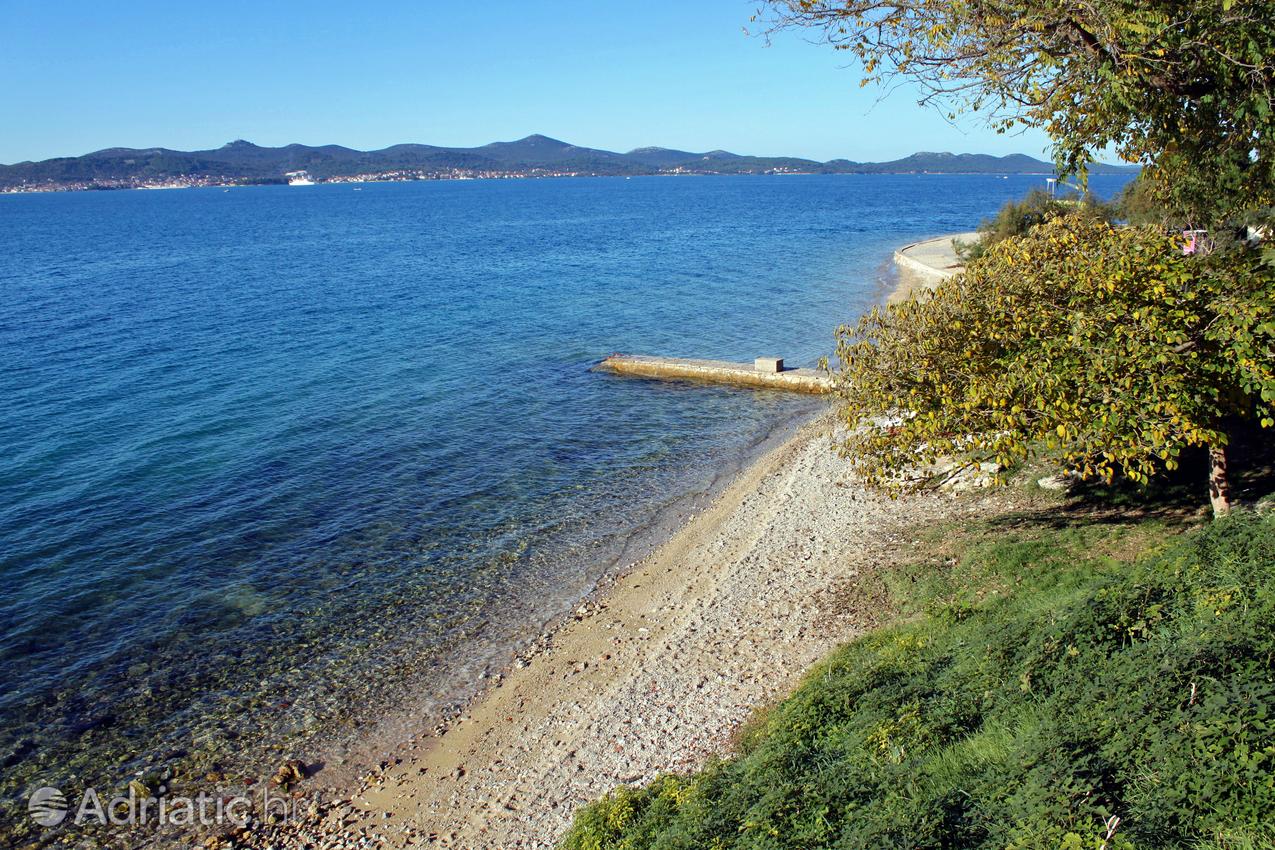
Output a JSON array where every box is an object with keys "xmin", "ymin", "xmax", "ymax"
[
  {"xmin": 761, "ymin": 1, "xmax": 1275, "ymax": 229},
  {"xmin": 833, "ymin": 216, "xmax": 1274, "ymax": 514}
]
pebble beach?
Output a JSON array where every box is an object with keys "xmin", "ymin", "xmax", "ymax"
[
  {"xmin": 231, "ymin": 235, "xmax": 995, "ymax": 849},
  {"xmin": 247, "ymin": 407, "xmax": 1028, "ymax": 850}
]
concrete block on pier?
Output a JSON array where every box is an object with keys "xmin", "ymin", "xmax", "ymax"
[{"xmin": 754, "ymin": 357, "xmax": 784, "ymax": 373}]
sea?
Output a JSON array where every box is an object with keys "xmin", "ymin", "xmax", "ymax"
[{"xmin": 0, "ymin": 172, "xmax": 1133, "ymax": 809}]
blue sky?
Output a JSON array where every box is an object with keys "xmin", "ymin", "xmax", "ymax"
[{"xmin": 0, "ymin": 0, "xmax": 1055, "ymax": 165}]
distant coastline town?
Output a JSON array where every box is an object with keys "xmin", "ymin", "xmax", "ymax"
[{"xmin": 0, "ymin": 134, "xmax": 1138, "ymax": 194}]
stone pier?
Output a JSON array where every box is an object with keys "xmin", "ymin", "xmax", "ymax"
[{"xmin": 597, "ymin": 354, "xmax": 833, "ymax": 394}]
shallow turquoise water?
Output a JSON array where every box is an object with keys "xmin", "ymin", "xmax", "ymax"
[{"xmin": 0, "ymin": 173, "xmax": 1133, "ymax": 795}]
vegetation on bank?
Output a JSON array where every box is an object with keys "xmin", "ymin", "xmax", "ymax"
[
  {"xmin": 954, "ymin": 187, "xmax": 1118, "ymax": 263},
  {"xmin": 834, "ymin": 215, "xmax": 1275, "ymax": 515},
  {"xmin": 562, "ymin": 499, "xmax": 1275, "ymax": 849},
  {"xmin": 957, "ymin": 182, "xmax": 1272, "ymax": 266}
]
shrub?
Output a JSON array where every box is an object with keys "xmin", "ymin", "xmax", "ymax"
[
  {"xmin": 956, "ymin": 188, "xmax": 1115, "ymax": 262},
  {"xmin": 834, "ymin": 216, "xmax": 1275, "ymax": 514}
]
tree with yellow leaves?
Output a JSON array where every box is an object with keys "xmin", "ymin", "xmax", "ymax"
[
  {"xmin": 834, "ymin": 216, "xmax": 1274, "ymax": 514},
  {"xmin": 762, "ymin": 1, "xmax": 1275, "ymax": 229}
]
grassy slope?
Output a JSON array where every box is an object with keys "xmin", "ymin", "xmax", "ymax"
[{"xmin": 561, "ymin": 500, "xmax": 1275, "ymax": 850}]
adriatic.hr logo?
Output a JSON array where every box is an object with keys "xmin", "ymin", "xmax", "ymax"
[
  {"xmin": 21, "ymin": 783, "xmax": 300, "ymax": 830},
  {"xmin": 27, "ymin": 787, "xmax": 69, "ymax": 826}
]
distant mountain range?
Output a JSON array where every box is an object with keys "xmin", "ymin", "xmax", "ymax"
[{"xmin": 0, "ymin": 135, "xmax": 1138, "ymax": 191}]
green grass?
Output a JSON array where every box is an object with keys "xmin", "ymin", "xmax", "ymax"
[{"xmin": 560, "ymin": 508, "xmax": 1275, "ymax": 850}]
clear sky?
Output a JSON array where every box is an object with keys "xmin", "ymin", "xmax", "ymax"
[{"xmin": 0, "ymin": 0, "xmax": 1056, "ymax": 165}]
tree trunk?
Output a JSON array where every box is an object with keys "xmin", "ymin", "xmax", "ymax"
[{"xmin": 1208, "ymin": 443, "xmax": 1232, "ymax": 517}]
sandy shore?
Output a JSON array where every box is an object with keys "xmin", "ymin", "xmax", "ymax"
[{"xmin": 253, "ymin": 413, "xmax": 1018, "ymax": 849}]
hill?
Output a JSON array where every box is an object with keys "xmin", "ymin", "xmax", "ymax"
[
  {"xmin": 0, "ymin": 136, "xmax": 1139, "ymax": 191},
  {"xmin": 858, "ymin": 151, "xmax": 1068, "ymax": 174}
]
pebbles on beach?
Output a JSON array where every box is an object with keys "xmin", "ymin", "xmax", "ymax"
[{"xmin": 240, "ymin": 418, "xmax": 1019, "ymax": 850}]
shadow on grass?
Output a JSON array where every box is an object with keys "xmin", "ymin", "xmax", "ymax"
[{"xmin": 991, "ymin": 420, "xmax": 1275, "ymax": 533}]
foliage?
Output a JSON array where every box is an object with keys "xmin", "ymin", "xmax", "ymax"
[
  {"xmin": 831, "ymin": 216, "xmax": 1275, "ymax": 502},
  {"xmin": 1116, "ymin": 175, "xmax": 1178, "ymax": 229},
  {"xmin": 955, "ymin": 187, "xmax": 1115, "ymax": 261},
  {"xmin": 1115, "ymin": 176, "xmax": 1275, "ymax": 245},
  {"xmin": 560, "ymin": 509, "xmax": 1275, "ymax": 849},
  {"xmin": 761, "ymin": 1, "xmax": 1275, "ymax": 228}
]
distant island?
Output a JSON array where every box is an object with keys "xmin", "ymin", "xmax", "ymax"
[{"xmin": 0, "ymin": 134, "xmax": 1138, "ymax": 193}]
